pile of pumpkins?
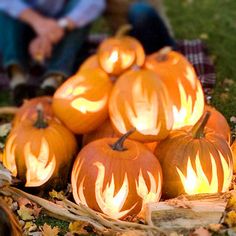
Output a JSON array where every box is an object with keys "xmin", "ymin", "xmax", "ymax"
[{"xmin": 2, "ymin": 28, "xmax": 235, "ymax": 220}]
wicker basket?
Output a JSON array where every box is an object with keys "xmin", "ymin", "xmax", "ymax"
[{"xmin": 104, "ymin": 0, "xmax": 173, "ymax": 35}]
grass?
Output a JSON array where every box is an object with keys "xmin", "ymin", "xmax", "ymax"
[{"xmin": 165, "ymin": 0, "xmax": 236, "ymax": 126}]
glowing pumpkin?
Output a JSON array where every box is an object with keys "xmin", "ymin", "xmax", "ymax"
[
  {"xmin": 155, "ymin": 112, "xmax": 233, "ymax": 198},
  {"xmin": 98, "ymin": 25, "xmax": 145, "ymax": 76},
  {"xmin": 71, "ymin": 130, "xmax": 162, "ymax": 219},
  {"xmin": 231, "ymin": 141, "xmax": 236, "ymax": 173},
  {"xmin": 3, "ymin": 106, "xmax": 77, "ymax": 188},
  {"xmin": 109, "ymin": 69, "xmax": 173, "ymax": 142},
  {"xmin": 13, "ymin": 96, "xmax": 53, "ymax": 126},
  {"xmin": 79, "ymin": 54, "xmax": 100, "ymax": 73},
  {"xmin": 205, "ymin": 105, "xmax": 231, "ymax": 144},
  {"xmin": 53, "ymin": 69, "xmax": 112, "ymax": 134},
  {"xmin": 145, "ymin": 47, "xmax": 205, "ymax": 130}
]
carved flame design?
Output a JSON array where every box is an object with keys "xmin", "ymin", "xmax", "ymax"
[
  {"xmin": 172, "ymin": 78, "xmax": 204, "ymax": 129},
  {"xmin": 24, "ymin": 138, "xmax": 56, "ymax": 187},
  {"xmin": 176, "ymin": 152, "xmax": 232, "ymax": 195}
]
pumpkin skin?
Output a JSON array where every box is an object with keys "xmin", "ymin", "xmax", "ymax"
[
  {"xmin": 109, "ymin": 69, "xmax": 173, "ymax": 142},
  {"xmin": 205, "ymin": 105, "xmax": 231, "ymax": 144},
  {"xmin": 71, "ymin": 134, "xmax": 162, "ymax": 219},
  {"xmin": 155, "ymin": 112, "xmax": 233, "ymax": 199},
  {"xmin": 145, "ymin": 48, "xmax": 205, "ymax": 130},
  {"xmin": 79, "ymin": 54, "xmax": 100, "ymax": 73},
  {"xmin": 52, "ymin": 69, "xmax": 112, "ymax": 134},
  {"xmin": 13, "ymin": 96, "xmax": 53, "ymax": 126},
  {"xmin": 231, "ymin": 141, "xmax": 236, "ymax": 173},
  {"xmin": 98, "ymin": 36, "xmax": 145, "ymax": 76},
  {"xmin": 3, "ymin": 109, "xmax": 77, "ymax": 188}
]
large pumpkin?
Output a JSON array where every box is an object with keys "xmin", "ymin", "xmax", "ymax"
[
  {"xmin": 79, "ymin": 54, "xmax": 100, "ymax": 73},
  {"xmin": 155, "ymin": 112, "xmax": 233, "ymax": 198},
  {"xmin": 145, "ymin": 47, "xmax": 205, "ymax": 129},
  {"xmin": 98, "ymin": 25, "xmax": 145, "ymax": 76},
  {"xmin": 231, "ymin": 140, "xmax": 236, "ymax": 173},
  {"xmin": 13, "ymin": 96, "xmax": 53, "ymax": 126},
  {"xmin": 205, "ymin": 105, "xmax": 231, "ymax": 144},
  {"xmin": 3, "ymin": 106, "xmax": 77, "ymax": 188},
  {"xmin": 71, "ymin": 130, "xmax": 162, "ymax": 219},
  {"xmin": 109, "ymin": 69, "xmax": 173, "ymax": 142},
  {"xmin": 53, "ymin": 69, "xmax": 112, "ymax": 134}
]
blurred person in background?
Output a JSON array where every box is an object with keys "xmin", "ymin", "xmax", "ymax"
[
  {"xmin": 105, "ymin": 0, "xmax": 176, "ymax": 54},
  {"xmin": 0, "ymin": 0, "xmax": 105, "ymax": 106}
]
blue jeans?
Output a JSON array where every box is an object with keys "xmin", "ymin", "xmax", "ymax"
[
  {"xmin": 0, "ymin": 0, "xmax": 90, "ymax": 78},
  {"xmin": 128, "ymin": 2, "xmax": 176, "ymax": 54}
]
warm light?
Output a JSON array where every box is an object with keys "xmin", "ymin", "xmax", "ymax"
[
  {"xmin": 109, "ymin": 50, "xmax": 119, "ymax": 63},
  {"xmin": 24, "ymin": 138, "xmax": 56, "ymax": 187},
  {"xmin": 176, "ymin": 152, "xmax": 232, "ymax": 195},
  {"xmin": 172, "ymin": 79, "xmax": 204, "ymax": 129}
]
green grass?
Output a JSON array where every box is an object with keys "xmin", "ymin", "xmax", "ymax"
[{"xmin": 165, "ymin": 0, "xmax": 236, "ymax": 125}]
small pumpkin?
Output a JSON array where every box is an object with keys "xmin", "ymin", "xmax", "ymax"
[
  {"xmin": 155, "ymin": 112, "xmax": 233, "ymax": 199},
  {"xmin": 109, "ymin": 69, "xmax": 173, "ymax": 142},
  {"xmin": 145, "ymin": 47, "xmax": 205, "ymax": 129},
  {"xmin": 98, "ymin": 25, "xmax": 145, "ymax": 76},
  {"xmin": 53, "ymin": 68, "xmax": 112, "ymax": 134},
  {"xmin": 3, "ymin": 106, "xmax": 77, "ymax": 188},
  {"xmin": 71, "ymin": 130, "xmax": 163, "ymax": 219},
  {"xmin": 205, "ymin": 105, "xmax": 231, "ymax": 144}
]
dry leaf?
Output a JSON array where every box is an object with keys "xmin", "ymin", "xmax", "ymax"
[
  {"xmin": 208, "ymin": 223, "xmax": 222, "ymax": 232},
  {"xmin": 24, "ymin": 221, "xmax": 37, "ymax": 232},
  {"xmin": 17, "ymin": 205, "xmax": 35, "ymax": 221},
  {"xmin": 41, "ymin": 223, "xmax": 60, "ymax": 236},
  {"xmin": 49, "ymin": 189, "xmax": 65, "ymax": 200},
  {"xmin": 69, "ymin": 221, "xmax": 89, "ymax": 235},
  {"xmin": 190, "ymin": 227, "xmax": 211, "ymax": 236},
  {"xmin": 230, "ymin": 116, "xmax": 236, "ymax": 123},
  {"xmin": 224, "ymin": 210, "xmax": 236, "ymax": 227},
  {"xmin": 0, "ymin": 123, "xmax": 11, "ymax": 137}
]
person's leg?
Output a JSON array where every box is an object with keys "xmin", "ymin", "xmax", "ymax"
[
  {"xmin": 128, "ymin": 2, "xmax": 176, "ymax": 54},
  {"xmin": 0, "ymin": 11, "xmax": 35, "ymax": 106}
]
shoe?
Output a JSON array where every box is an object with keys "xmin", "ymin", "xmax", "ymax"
[{"xmin": 12, "ymin": 84, "xmax": 36, "ymax": 107}]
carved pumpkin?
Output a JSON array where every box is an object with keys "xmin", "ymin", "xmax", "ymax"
[
  {"xmin": 155, "ymin": 112, "xmax": 233, "ymax": 198},
  {"xmin": 71, "ymin": 130, "xmax": 162, "ymax": 219},
  {"xmin": 3, "ymin": 106, "xmax": 77, "ymax": 188},
  {"xmin": 205, "ymin": 105, "xmax": 231, "ymax": 144},
  {"xmin": 98, "ymin": 25, "xmax": 145, "ymax": 76},
  {"xmin": 53, "ymin": 69, "xmax": 112, "ymax": 134},
  {"xmin": 231, "ymin": 141, "xmax": 236, "ymax": 173},
  {"xmin": 109, "ymin": 69, "xmax": 173, "ymax": 142},
  {"xmin": 79, "ymin": 54, "xmax": 100, "ymax": 73},
  {"xmin": 13, "ymin": 96, "xmax": 53, "ymax": 126},
  {"xmin": 145, "ymin": 47, "xmax": 205, "ymax": 130}
]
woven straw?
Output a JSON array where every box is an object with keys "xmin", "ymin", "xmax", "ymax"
[{"xmin": 104, "ymin": 0, "xmax": 173, "ymax": 35}]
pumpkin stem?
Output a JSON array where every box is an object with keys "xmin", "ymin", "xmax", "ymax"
[
  {"xmin": 110, "ymin": 128, "xmax": 135, "ymax": 151},
  {"xmin": 191, "ymin": 111, "xmax": 211, "ymax": 139},
  {"xmin": 156, "ymin": 46, "xmax": 172, "ymax": 62},
  {"xmin": 34, "ymin": 104, "xmax": 48, "ymax": 129},
  {"xmin": 115, "ymin": 24, "xmax": 133, "ymax": 38}
]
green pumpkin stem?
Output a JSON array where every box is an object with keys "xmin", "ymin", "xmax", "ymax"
[
  {"xmin": 156, "ymin": 46, "xmax": 172, "ymax": 62},
  {"xmin": 115, "ymin": 24, "xmax": 133, "ymax": 38},
  {"xmin": 191, "ymin": 111, "xmax": 211, "ymax": 139},
  {"xmin": 34, "ymin": 104, "xmax": 48, "ymax": 129},
  {"xmin": 110, "ymin": 128, "xmax": 136, "ymax": 151}
]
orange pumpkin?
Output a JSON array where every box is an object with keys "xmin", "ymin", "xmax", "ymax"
[
  {"xmin": 109, "ymin": 69, "xmax": 173, "ymax": 142},
  {"xmin": 155, "ymin": 112, "xmax": 233, "ymax": 199},
  {"xmin": 205, "ymin": 105, "xmax": 231, "ymax": 144},
  {"xmin": 13, "ymin": 96, "xmax": 53, "ymax": 126},
  {"xmin": 3, "ymin": 106, "xmax": 77, "ymax": 188},
  {"xmin": 145, "ymin": 47, "xmax": 205, "ymax": 130},
  {"xmin": 71, "ymin": 130, "xmax": 162, "ymax": 219},
  {"xmin": 79, "ymin": 54, "xmax": 100, "ymax": 73},
  {"xmin": 53, "ymin": 69, "xmax": 112, "ymax": 134},
  {"xmin": 98, "ymin": 25, "xmax": 145, "ymax": 76},
  {"xmin": 231, "ymin": 140, "xmax": 236, "ymax": 173}
]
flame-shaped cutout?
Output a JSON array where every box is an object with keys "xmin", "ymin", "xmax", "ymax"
[
  {"xmin": 136, "ymin": 170, "xmax": 162, "ymax": 208},
  {"xmin": 93, "ymin": 162, "xmax": 134, "ymax": 219},
  {"xmin": 176, "ymin": 152, "xmax": 232, "ymax": 195},
  {"xmin": 172, "ymin": 80, "xmax": 204, "ymax": 129},
  {"xmin": 24, "ymin": 138, "xmax": 56, "ymax": 187},
  {"xmin": 71, "ymin": 95, "xmax": 108, "ymax": 114},
  {"xmin": 185, "ymin": 66, "xmax": 197, "ymax": 89}
]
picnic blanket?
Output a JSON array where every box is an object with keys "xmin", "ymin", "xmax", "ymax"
[{"xmin": 0, "ymin": 37, "xmax": 216, "ymax": 92}]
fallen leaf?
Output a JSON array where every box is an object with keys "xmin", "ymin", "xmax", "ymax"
[
  {"xmin": 208, "ymin": 223, "xmax": 222, "ymax": 232},
  {"xmin": 190, "ymin": 227, "xmax": 211, "ymax": 236},
  {"xmin": 0, "ymin": 123, "xmax": 11, "ymax": 137},
  {"xmin": 69, "ymin": 221, "xmax": 89, "ymax": 235},
  {"xmin": 230, "ymin": 116, "xmax": 236, "ymax": 123},
  {"xmin": 49, "ymin": 189, "xmax": 65, "ymax": 200},
  {"xmin": 23, "ymin": 221, "xmax": 37, "ymax": 232},
  {"xmin": 17, "ymin": 205, "xmax": 35, "ymax": 221},
  {"xmin": 41, "ymin": 223, "xmax": 60, "ymax": 236},
  {"xmin": 224, "ymin": 210, "xmax": 236, "ymax": 227}
]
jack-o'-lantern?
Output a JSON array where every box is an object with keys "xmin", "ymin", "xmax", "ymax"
[
  {"xmin": 53, "ymin": 69, "xmax": 112, "ymax": 134},
  {"xmin": 145, "ymin": 47, "xmax": 205, "ymax": 129},
  {"xmin": 205, "ymin": 105, "xmax": 231, "ymax": 144},
  {"xmin": 98, "ymin": 25, "xmax": 145, "ymax": 76},
  {"xmin": 71, "ymin": 130, "xmax": 162, "ymax": 219},
  {"xmin": 3, "ymin": 106, "xmax": 77, "ymax": 188},
  {"xmin": 109, "ymin": 69, "xmax": 173, "ymax": 142},
  {"xmin": 13, "ymin": 96, "xmax": 53, "ymax": 126},
  {"xmin": 79, "ymin": 54, "xmax": 100, "ymax": 73},
  {"xmin": 231, "ymin": 141, "xmax": 236, "ymax": 173},
  {"xmin": 155, "ymin": 112, "xmax": 233, "ymax": 199}
]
